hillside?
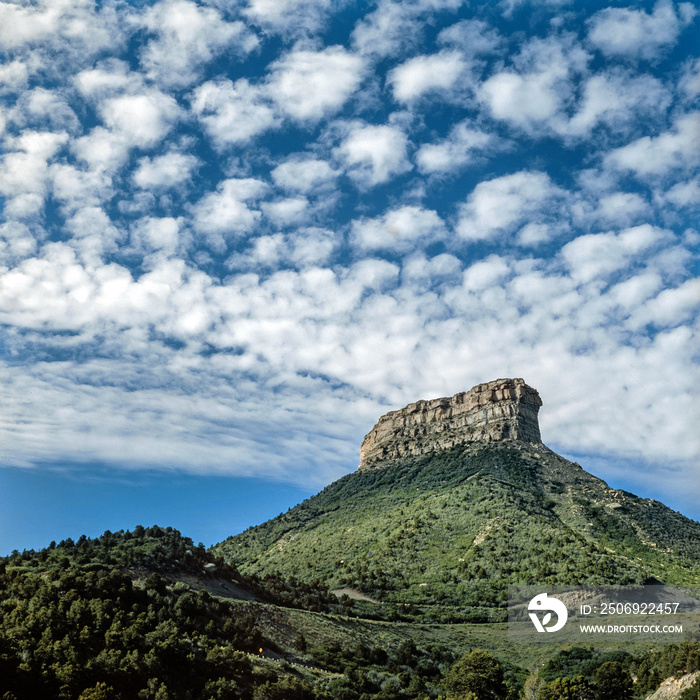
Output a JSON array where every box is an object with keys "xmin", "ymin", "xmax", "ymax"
[
  {"xmin": 214, "ymin": 440, "xmax": 700, "ymax": 613},
  {"xmin": 215, "ymin": 379, "xmax": 700, "ymax": 613},
  {"xmin": 0, "ymin": 527, "xmax": 542, "ymax": 699},
  {"xmin": 0, "ymin": 527, "xmax": 292, "ymax": 699},
  {"xmin": 3, "ymin": 526, "xmax": 699, "ymax": 700}
]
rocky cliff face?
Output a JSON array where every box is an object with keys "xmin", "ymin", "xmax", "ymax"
[{"xmin": 359, "ymin": 378, "xmax": 542, "ymax": 470}]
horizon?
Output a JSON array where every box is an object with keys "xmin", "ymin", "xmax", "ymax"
[{"xmin": 0, "ymin": 0, "xmax": 698, "ymax": 555}]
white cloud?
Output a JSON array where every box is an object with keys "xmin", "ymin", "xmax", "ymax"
[
  {"xmin": 190, "ymin": 78, "xmax": 279, "ymax": 147},
  {"xmin": 131, "ymin": 216, "xmax": 182, "ymax": 256},
  {"xmin": 565, "ymin": 72, "xmax": 670, "ymax": 137},
  {"xmin": 64, "ymin": 206, "xmax": 125, "ymax": 262},
  {"xmin": 605, "ymin": 111, "xmax": 700, "ymax": 178},
  {"xmin": 336, "ymin": 122, "xmax": 412, "ymax": 187},
  {"xmin": 0, "ymin": 0, "xmax": 120, "ymax": 55},
  {"xmin": 456, "ymin": 171, "xmax": 566, "ymax": 242},
  {"xmin": 99, "ymin": 92, "xmax": 180, "ymax": 148},
  {"xmin": 351, "ymin": 206, "xmax": 446, "ymax": 252},
  {"xmin": 461, "ymin": 255, "xmax": 510, "ymax": 291},
  {"xmin": 479, "ymin": 36, "xmax": 589, "ymax": 133},
  {"xmin": 680, "ymin": 57, "xmax": 700, "ymax": 100},
  {"xmin": 410, "ymin": 0, "xmax": 465, "ymax": 9},
  {"xmin": 271, "ymin": 157, "xmax": 337, "ymax": 193},
  {"xmin": 650, "ymin": 240, "xmax": 697, "ymax": 280},
  {"xmin": 515, "ymin": 223, "xmax": 555, "ymax": 246},
  {"xmin": 267, "ymin": 46, "xmax": 365, "ymax": 122},
  {"xmin": 500, "ymin": 0, "xmax": 572, "ymax": 16},
  {"xmin": 0, "ymin": 357, "xmax": 369, "ymax": 485},
  {"xmin": 133, "ymin": 152, "xmax": 199, "ymax": 189},
  {"xmin": 401, "ymin": 252, "xmax": 462, "ymax": 288},
  {"xmin": 437, "ymin": 18, "xmax": 502, "ymax": 56},
  {"xmin": 350, "ymin": 0, "xmax": 464, "ymax": 58},
  {"xmin": 661, "ymin": 177, "xmax": 700, "ymax": 208},
  {"xmin": 416, "ymin": 121, "xmax": 495, "ymax": 174},
  {"xmin": 388, "ymin": 50, "xmax": 466, "ymax": 103},
  {"xmin": 71, "ymin": 127, "xmax": 131, "ymax": 174},
  {"xmin": 192, "ymin": 178, "xmax": 267, "ymax": 250},
  {"xmin": 0, "ymin": 221, "xmax": 38, "ymax": 265},
  {"xmin": 13, "ymin": 87, "xmax": 80, "ymax": 132},
  {"xmin": 0, "ymin": 130, "xmax": 68, "ymax": 217},
  {"xmin": 480, "ymin": 70, "xmax": 559, "ymax": 125},
  {"xmin": 587, "ymin": 0, "xmax": 695, "ymax": 60},
  {"xmin": 0, "ymin": 60, "xmax": 28, "ymax": 94},
  {"xmin": 229, "ymin": 227, "xmax": 337, "ymax": 270},
  {"xmin": 262, "ymin": 196, "xmax": 309, "ymax": 226},
  {"xmin": 628, "ymin": 277, "xmax": 700, "ymax": 329},
  {"xmin": 351, "ymin": 0, "xmax": 424, "ymax": 58},
  {"xmin": 230, "ymin": 234, "xmax": 286, "ymax": 269},
  {"xmin": 243, "ymin": 0, "xmax": 334, "ymax": 36},
  {"xmin": 609, "ymin": 272, "xmax": 664, "ymax": 311},
  {"xmin": 75, "ymin": 60, "xmax": 136, "ymax": 100},
  {"xmin": 50, "ymin": 163, "xmax": 113, "ymax": 213},
  {"xmin": 288, "ymin": 228, "xmax": 338, "ymax": 267},
  {"xmin": 593, "ymin": 192, "xmax": 652, "ymax": 227},
  {"xmin": 73, "ymin": 62, "xmax": 181, "ymax": 167},
  {"xmin": 0, "ymin": 243, "xmax": 99, "ymax": 330},
  {"xmin": 561, "ymin": 225, "xmax": 672, "ymax": 284},
  {"xmin": 479, "ymin": 60, "xmax": 672, "ymax": 143},
  {"xmin": 137, "ymin": 0, "xmax": 258, "ymax": 88}
]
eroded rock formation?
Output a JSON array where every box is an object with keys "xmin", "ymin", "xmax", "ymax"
[{"xmin": 359, "ymin": 378, "xmax": 543, "ymax": 470}]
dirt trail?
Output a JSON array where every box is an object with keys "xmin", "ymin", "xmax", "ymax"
[{"xmin": 331, "ymin": 587, "xmax": 382, "ymax": 604}]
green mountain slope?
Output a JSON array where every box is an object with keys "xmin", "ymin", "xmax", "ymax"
[
  {"xmin": 3, "ymin": 463, "xmax": 699, "ymax": 699},
  {"xmin": 0, "ymin": 527, "xmax": 293, "ymax": 699},
  {"xmin": 214, "ymin": 442, "xmax": 700, "ymax": 610},
  {"xmin": 0, "ymin": 527, "xmax": 533, "ymax": 699}
]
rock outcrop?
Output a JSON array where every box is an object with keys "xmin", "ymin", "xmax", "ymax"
[
  {"xmin": 645, "ymin": 672, "xmax": 700, "ymax": 700},
  {"xmin": 359, "ymin": 378, "xmax": 542, "ymax": 470}
]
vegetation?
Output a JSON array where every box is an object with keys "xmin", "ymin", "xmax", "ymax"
[
  {"xmin": 0, "ymin": 528, "xmax": 270, "ymax": 699},
  {"xmin": 2, "ymin": 445, "xmax": 700, "ymax": 698},
  {"xmin": 513, "ymin": 643, "xmax": 700, "ymax": 700},
  {"xmin": 5, "ymin": 525, "xmax": 230, "ymax": 578},
  {"xmin": 442, "ymin": 648, "xmax": 516, "ymax": 700},
  {"xmin": 215, "ymin": 443, "xmax": 700, "ymax": 612},
  {"xmin": 1, "ymin": 527, "xmax": 699, "ymax": 699},
  {"xmin": 0, "ymin": 529, "xmax": 472, "ymax": 699}
]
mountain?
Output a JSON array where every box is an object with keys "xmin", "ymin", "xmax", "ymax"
[
  {"xmin": 214, "ymin": 379, "xmax": 700, "ymax": 614},
  {"xmin": 2, "ymin": 379, "xmax": 700, "ymax": 699},
  {"xmin": 4, "ymin": 525, "xmax": 698, "ymax": 700}
]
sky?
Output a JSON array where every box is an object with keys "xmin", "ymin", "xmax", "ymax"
[{"xmin": 0, "ymin": 0, "xmax": 698, "ymax": 555}]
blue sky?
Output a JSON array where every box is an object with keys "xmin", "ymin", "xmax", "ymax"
[{"xmin": 0, "ymin": 0, "xmax": 699, "ymax": 555}]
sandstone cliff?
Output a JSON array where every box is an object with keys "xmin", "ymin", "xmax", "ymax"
[{"xmin": 359, "ymin": 378, "xmax": 542, "ymax": 470}]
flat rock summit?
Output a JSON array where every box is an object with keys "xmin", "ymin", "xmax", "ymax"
[{"xmin": 359, "ymin": 378, "xmax": 543, "ymax": 470}]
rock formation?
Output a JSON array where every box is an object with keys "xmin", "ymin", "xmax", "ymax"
[{"xmin": 359, "ymin": 378, "xmax": 543, "ymax": 470}]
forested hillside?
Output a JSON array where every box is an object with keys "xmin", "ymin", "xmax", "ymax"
[
  {"xmin": 215, "ymin": 443, "xmax": 700, "ymax": 612},
  {"xmin": 2, "ymin": 524, "xmax": 700, "ymax": 698}
]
